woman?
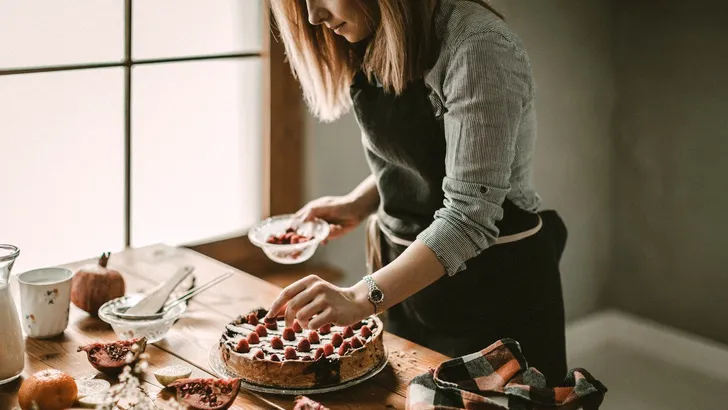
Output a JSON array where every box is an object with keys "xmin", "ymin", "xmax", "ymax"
[{"xmin": 266, "ymin": 0, "xmax": 568, "ymax": 383}]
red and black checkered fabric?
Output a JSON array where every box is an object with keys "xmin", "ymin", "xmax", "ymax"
[{"xmin": 406, "ymin": 339, "xmax": 607, "ymax": 410}]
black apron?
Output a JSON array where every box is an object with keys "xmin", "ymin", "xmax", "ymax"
[{"xmin": 351, "ymin": 71, "xmax": 568, "ymax": 385}]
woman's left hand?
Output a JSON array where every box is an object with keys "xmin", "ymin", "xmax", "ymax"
[{"xmin": 266, "ymin": 275, "xmax": 371, "ymax": 330}]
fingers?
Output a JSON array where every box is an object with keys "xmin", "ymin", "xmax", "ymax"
[
  {"xmin": 327, "ymin": 224, "xmax": 343, "ymax": 239},
  {"xmin": 284, "ymin": 284, "xmax": 321, "ymax": 327},
  {"xmin": 267, "ymin": 275, "xmax": 319, "ymax": 318},
  {"xmin": 296, "ymin": 197, "xmax": 334, "ymax": 222},
  {"xmin": 295, "ymin": 296, "xmax": 328, "ymax": 329},
  {"xmin": 320, "ymin": 224, "xmax": 342, "ymax": 245},
  {"xmin": 308, "ymin": 307, "xmax": 334, "ymax": 330},
  {"xmin": 302, "ymin": 206, "xmax": 332, "ymax": 222}
]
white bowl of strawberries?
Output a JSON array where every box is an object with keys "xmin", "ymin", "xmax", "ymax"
[{"xmin": 248, "ymin": 214, "xmax": 330, "ymax": 264}]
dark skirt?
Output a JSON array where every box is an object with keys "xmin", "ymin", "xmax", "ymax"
[{"xmin": 381, "ymin": 209, "xmax": 568, "ymax": 385}]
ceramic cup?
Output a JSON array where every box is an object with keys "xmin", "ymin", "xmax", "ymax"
[{"xmin": 17, "ymin": 267, "xmax": 74, "ymax": 339}]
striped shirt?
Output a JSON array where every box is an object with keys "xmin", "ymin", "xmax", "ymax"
[{"xmin": 352, "ymin": 0, "xmax": 540, "ymax": 276}]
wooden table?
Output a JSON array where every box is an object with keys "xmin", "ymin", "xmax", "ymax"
[{"xmin": 0, "ymin": 244, "xmax": 448, "ymax": 409}]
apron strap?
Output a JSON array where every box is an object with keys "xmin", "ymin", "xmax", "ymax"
[
  {"xmin": 365, "ymin": 215, "xmax": 384, "ymax": 275},
  {"xmin": 365, "ymin": 213, "xmax": 544, "ymax": 274}
]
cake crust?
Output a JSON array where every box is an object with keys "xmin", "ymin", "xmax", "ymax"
[{"xmin": 219, "ymin": 308, "xmax": 385, "ymax": 389}]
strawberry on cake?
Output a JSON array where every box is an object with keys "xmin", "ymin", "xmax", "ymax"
[{"xmin": 219, "ymin": 308, "xmax": 385, "ymax": 389}]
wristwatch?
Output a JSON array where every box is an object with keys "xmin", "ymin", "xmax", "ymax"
[{"xmin": 363, "ymin": 275, "xmax": 384, "ymax": 315}]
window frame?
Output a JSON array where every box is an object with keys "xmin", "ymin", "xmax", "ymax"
[
  {"xmin": 188, "ymin": 8, "xmax": 303, "ymax": 269},
  {"xmin": 0, "ymin": 1, "xmax": 303, "ymax": 259}
]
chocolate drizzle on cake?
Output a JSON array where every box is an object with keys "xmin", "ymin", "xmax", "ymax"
[
  {"xmin": 220, "ymin": 308, "xmax": 374, "ymax": 362},
  {"xmin": 220, "ymin": 307, "xmax": 383, "ymax": 388}
]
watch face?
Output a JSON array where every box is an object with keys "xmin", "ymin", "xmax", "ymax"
[{"xmin": 370, "ymin": 289, "xmax": 384, "ymax": 303}]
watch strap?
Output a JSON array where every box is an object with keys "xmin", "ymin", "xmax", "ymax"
[{"xmin": 363, "ymin": 275, "xmax": 383, "ymax": 315}]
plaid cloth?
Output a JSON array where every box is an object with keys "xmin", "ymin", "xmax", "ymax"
[{"xmin": 406, "ymin": 339, "xmax": 607, "ymax": 410}]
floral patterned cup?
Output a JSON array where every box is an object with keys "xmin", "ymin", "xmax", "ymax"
[{"xmin": 17, "ymin": 267, "xmax": 74, "ymax": 339}]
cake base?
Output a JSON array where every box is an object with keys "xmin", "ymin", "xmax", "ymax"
[{"xmin": 208, "ymin": 344, "xmax": 389, "ymax": 395}]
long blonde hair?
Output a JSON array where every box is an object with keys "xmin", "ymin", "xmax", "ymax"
[{"xmin": 269, "ymin": 0, "xmax": 502, "ymax": 122}]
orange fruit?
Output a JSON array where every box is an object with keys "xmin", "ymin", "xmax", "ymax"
[{"xmin": 18, "ymin": 369, "xmax": 78, "ymax": 410}]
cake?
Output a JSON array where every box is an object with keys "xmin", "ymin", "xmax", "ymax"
[{"xmin": 219, "ymin": 308, "xmax": 385, "ymax": 389}]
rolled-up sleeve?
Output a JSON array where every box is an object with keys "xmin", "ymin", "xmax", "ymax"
[{"xmin": 417, "ymin": 31, "xmax": 534, "ymax": 276}]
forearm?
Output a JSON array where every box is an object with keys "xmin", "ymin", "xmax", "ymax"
[
  {"xmin": 350, "ymin": 239, "xmax": 445, "ymax": 314},
  {"xmin": 345, "ymin": 174, "xmax": 380, "ymax": 217},
  {"xmin": 267, "ymin": 236, "xmax": 446, "ymax": 328}
]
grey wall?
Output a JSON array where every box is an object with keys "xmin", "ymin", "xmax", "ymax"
[
  {"xmin": 500, "ymin": 0, "xmax": 616, "ymax": 321},
  {"xmin": 610, "ymin": 1, "xmax": 728, "ymax": 343},
  {"xmin": 303, "ymin": 110, "xmax": 371, "ymax": 285},
  {"xmin": 303, "ymin": 0, "xmax": 617, "ymax": 321}
]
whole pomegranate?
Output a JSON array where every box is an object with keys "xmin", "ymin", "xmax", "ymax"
[{"xmin": 71, "ymin": 252, "xmax": 125, "ymax": 316}]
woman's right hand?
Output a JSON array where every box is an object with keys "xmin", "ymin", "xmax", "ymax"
[{"xmin": 296, "ymin": 195, "xmax": 372, "ymax": 241}]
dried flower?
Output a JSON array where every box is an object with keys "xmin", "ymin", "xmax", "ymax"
[
  {"xmin": 133, "ymin": 360, "xmax": 149, "ymax": 373},
  {"xmin": 91, "ymin": 349, "xmax": 186, "ymax": 410}
]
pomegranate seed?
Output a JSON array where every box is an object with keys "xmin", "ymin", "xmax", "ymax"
[{"xmin": 331, "ymin": 332, "xmax": 343, "ymax": 347}]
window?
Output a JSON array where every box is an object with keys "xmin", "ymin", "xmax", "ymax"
[{"xmin": 0, "ymin": 1, "xmax": 301, "ymax": 274}]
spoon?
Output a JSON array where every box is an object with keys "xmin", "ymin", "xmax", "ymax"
[
  {"xmin": 113, "ymin": 271, "xmax": 234, "ymax": 320},
  {"xmin": 122, "ymin": 265, "xmax": 194, "ymax": 317}
]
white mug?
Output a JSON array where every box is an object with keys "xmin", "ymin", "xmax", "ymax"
[{"xmin": 17, "ymin": 267, "xmax": 74, "ymax": 339}]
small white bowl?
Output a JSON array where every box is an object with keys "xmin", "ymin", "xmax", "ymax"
[
  {"xmin": 248, "ymin": 214, "xmax": 330, "ymax": 264},
  {"xmin": 98, "ymin": 294, "xmax": 186, "ymax": 343}
]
